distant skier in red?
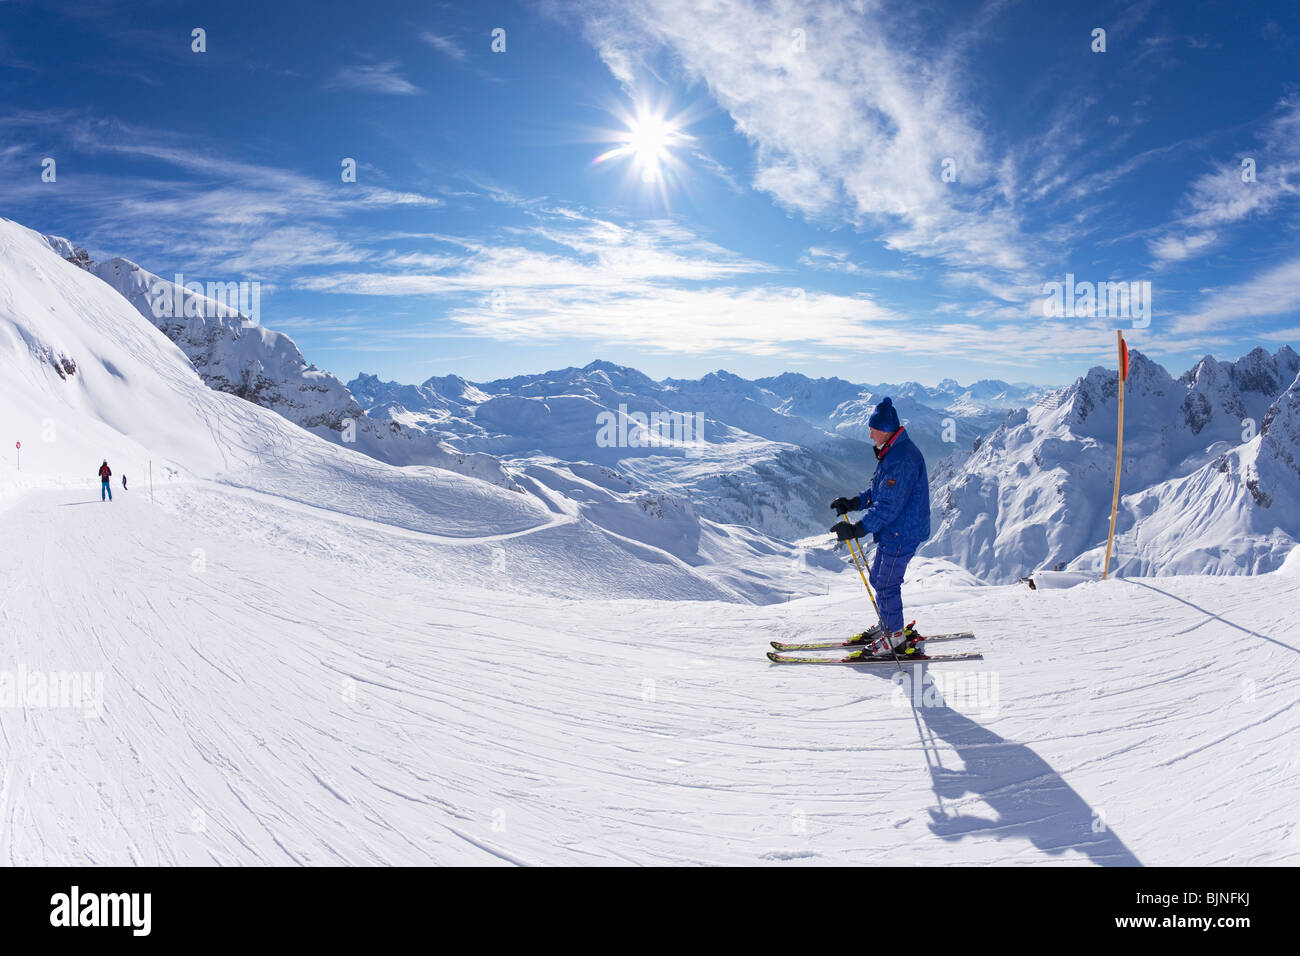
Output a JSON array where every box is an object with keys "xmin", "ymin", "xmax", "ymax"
[{"xmin": 98, "ymin": 460, "xmax": 112, "ymax": 501}]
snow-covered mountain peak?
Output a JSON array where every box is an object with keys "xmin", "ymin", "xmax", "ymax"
[
  {"xmin": 38, "ymin": 232, "xmax": 94, "ymax": 270},
  {"xmin": 1060, "ymin": 349, "xmax": 1170, "ymax": 433},
  {"xmin": 1258, "ymin": 369, "xmax": 1300, "ymax": 489},
  {"xmin": 579, "ymin": 358, "xmax": 659, "ymax": 390},
  {"xmin": 416, "ymin": 373, "xmax": 490, "ymax": 405},
  {"xmin": 686, "ymin": 368, "xmax": 771, "ymax": 399},
  {"xmin": 929, "ymin": 345, "xmax": 1300, "ymax": 581},
  {"xmin": 1180, "ymin": 345, "xmax": 1300, "ymax": 405}
]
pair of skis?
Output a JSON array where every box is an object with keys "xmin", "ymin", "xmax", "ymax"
[{"xmin": 767, "ymin": 630, "xmax": 982, "ymax": 666}]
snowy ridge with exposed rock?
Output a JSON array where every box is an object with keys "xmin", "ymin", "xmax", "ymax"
[
  {"xmin": 85, "ymin": 254, "xmax": 514, "ymax": 487},
  {"xmin": 926, "ymin": 346, "xmax": 1300, "ymax": 581}
]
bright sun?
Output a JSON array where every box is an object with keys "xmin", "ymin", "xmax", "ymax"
[
  {"xmin": 593, "ymin": 107, "xmax": 687, "ymax": 186},
  {"xmin": 625, "ymin": 115, "xmax": 675, "ymax": 178}
]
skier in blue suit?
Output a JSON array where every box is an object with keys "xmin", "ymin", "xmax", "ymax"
[{"xmin": 829, "ymin": 397, "xmax": 931, "ymax": 658}]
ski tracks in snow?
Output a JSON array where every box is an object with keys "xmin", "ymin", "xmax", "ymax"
[{"xmin": 1, "ymin": 487, "xmax": 1298, "ymax": 865}]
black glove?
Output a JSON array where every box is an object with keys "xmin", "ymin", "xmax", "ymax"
[
  {"xmin": 830, "ymin": 496, "xmax": 856, "ymax": 516},
  {"xmin": 831, "ymin": 520, "xmax": 865, "ymax": 542}
]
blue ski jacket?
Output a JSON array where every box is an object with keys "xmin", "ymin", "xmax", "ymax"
[{"xmin": 855, "ymin": 427, "xmax": 931, "ymax": 550}]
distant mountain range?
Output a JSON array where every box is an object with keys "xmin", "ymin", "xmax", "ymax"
[
  {"xmin": 343, "ymin": 361, "xmax": 1039, "ymax": 543},
  {"xmin": 26, "ymin": 221, "xmax": 1299, "ymax": 583}
]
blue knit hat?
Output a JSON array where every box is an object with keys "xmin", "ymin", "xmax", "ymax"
[{"xmin": 868, "ymin": 396, "xmax": 900, "ymax": 432}]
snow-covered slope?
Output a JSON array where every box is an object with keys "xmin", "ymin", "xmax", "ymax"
[
  {"xmin": 3, "ymin": 478, "xmax": 1297, "ymax": 865},
  {"xmin": 0, "ymin": 218, "xmax": 831, "ymax": 603},
  {"xmin": 926, "ymin": 347, "xmax": 1300, "ymax": 581},
  {"xmin": 89, "ymin": 256, "xmax": 512, "ymax": 487},
  {"xmin": 4, "ymin": 216, "xmax": 1299, "ymax": 867}
]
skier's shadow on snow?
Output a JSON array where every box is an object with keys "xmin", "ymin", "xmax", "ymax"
[
  {"xmin": 1128, "ymin": 579, "xmax": 1298, "ymax": 654},
  {"xmin": 859, "ymin": 668, "xmax": 1141, "ymax": 865}
]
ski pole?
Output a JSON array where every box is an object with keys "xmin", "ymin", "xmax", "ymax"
[
  {"xmin": 847, "ymin": 537, "xmax": 889, "ymax": 646},
  {"xmin": 846, "ymin": 537, "xmax": 881, "ymax": 618}
]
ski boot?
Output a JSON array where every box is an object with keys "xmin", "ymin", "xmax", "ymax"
[
  {"xmin": 851, "ymin": 621, "xmax": 923, "ymax": 654},
  {"xmin": 846, "ymin": 628, "xmax": 917, "ymax": 660},
  {"xmin": 846, "ymin": 624, "xmax": 884, "ymax": 646},
  {"xmin": 899, "ymin": 622, "xmax": 925, "ymax": 655}
]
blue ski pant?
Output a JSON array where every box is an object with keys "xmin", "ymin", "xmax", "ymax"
[
  {"xmin": 869, "ymin": 541, "xmax": 916, "ymax": 633},
  {"xmin": 101, "ymin": 480, "xmax": 112, "ymax": 501}
]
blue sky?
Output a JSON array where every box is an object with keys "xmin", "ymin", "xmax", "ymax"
[{"xmin": 2, "ymin": 0, "xmax": 1299, "ymax": 388}]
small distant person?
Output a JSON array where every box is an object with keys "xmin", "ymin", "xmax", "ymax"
[
  {"xmin": 99, "ymin": 459, "xmax": 112, "ymax": 501},
  {"xmin": 122, "ymin": 473, "xmax": 128, "ymax": 490}
]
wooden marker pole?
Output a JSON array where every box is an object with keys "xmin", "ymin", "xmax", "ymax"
[{"xmin": 1103, "ymin": 330, "xmax": 1128, "ymax": 580}]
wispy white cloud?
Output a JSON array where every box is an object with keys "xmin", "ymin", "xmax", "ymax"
[
  {"xmin": 420, "ymin": 33, "xmax": 468, "ymax": 63},
  {"xmin": 798, "ymin": 247, "xmax": 916, "ymax": 280},
  {"xmin": 381, "ymin": 251, "xmax": 465, "ymax": 270},
  {"xmin": 1171, "ymin": 257, "xmax": 1300, "ymax": 334},
  {"xmin": 1149, "ymin": 231, "xmax": 1218, "ymax": 264},
  {"xmin": 328, "ymin": 61, "xmax": 419, "ymax": 95},
  {"xmin": 294, "ymin": 213, "xmax": 772, "ymax": 297},
  {"xmin": 216, "ymin": 227, "xmax": 371, "ymax": 274},
  {"xmin": 687, "ymin": 148, "xmax": 744, "ymax": 194},
  {"xmin": 285, "ymin": 202, "xmax": 1174, "ymax": 364},
  {"xmin": 4, "ymin": 115, "xmax": 444, "ymax": 275},
  {"xmin": 570, "ymin": 0, "xmax": 1035, "ymax": 277},
  {"xmin": 288, "ymin": 206, "xmax": 909, "ymax": 355},
  {"xmin": 1149, "ymin": 98, "xmax": 1300, "ymax": 265},
  {"xmin": 942, "ymin": 270, "xmax": 1033, "ymax": 304},
  {"xmin": 439, "ymin": 285, "xmax": 898, "ymax": 357},
  {"xmin": 272, "ymin": 315, "xmax": 379, "ymax": 335}
]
